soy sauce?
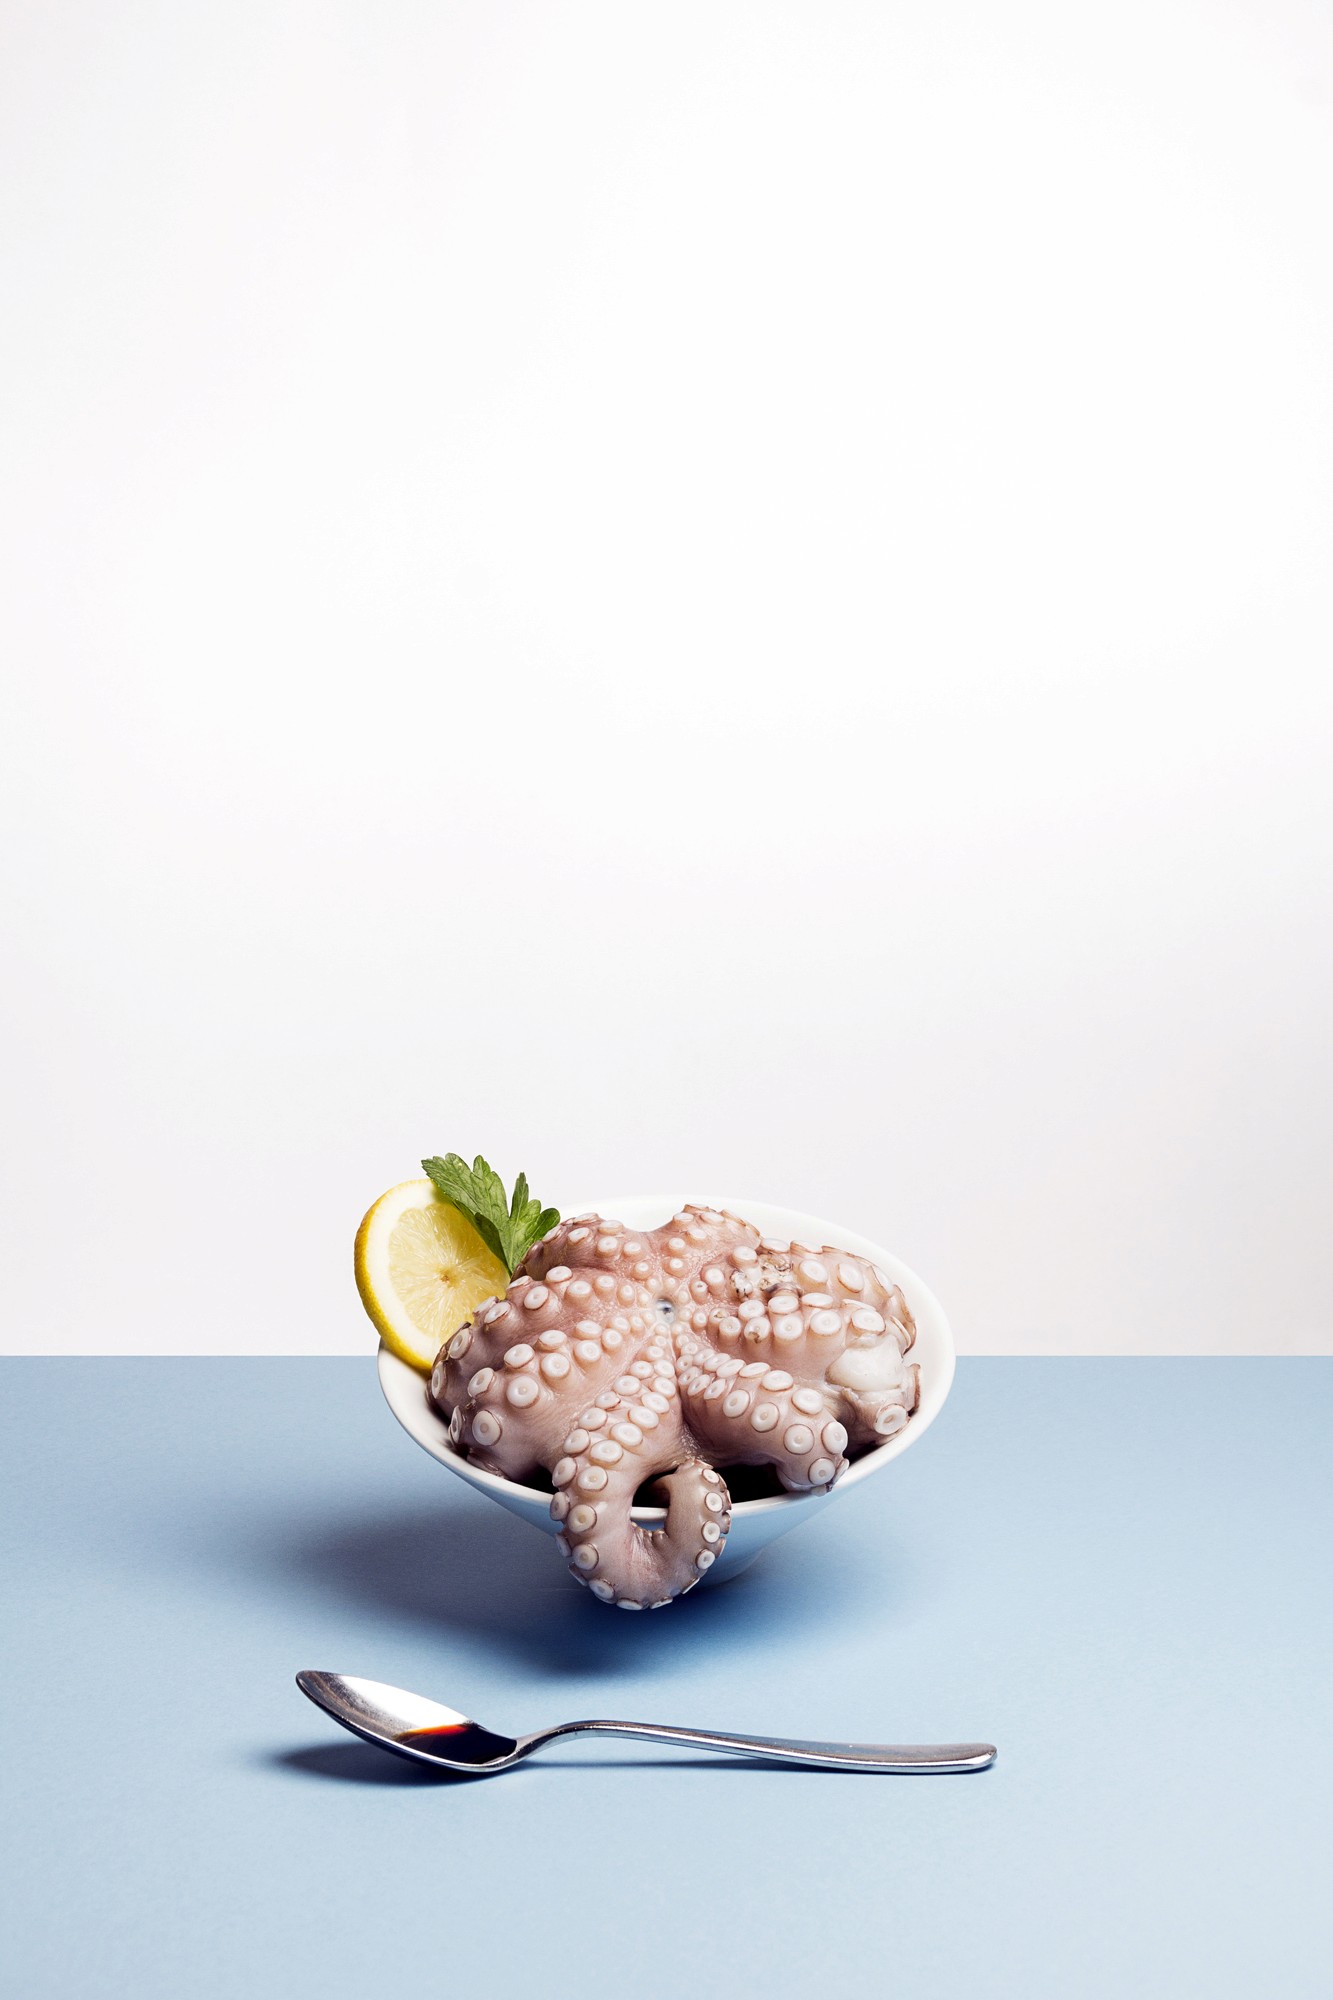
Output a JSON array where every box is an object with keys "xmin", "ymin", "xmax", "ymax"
[{"xmin": 397, "ymin": 1721, "xmax": 515, "ymax": 1765}]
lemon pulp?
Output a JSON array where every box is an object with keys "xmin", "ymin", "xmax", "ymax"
[{"xmin": 355, "ymin": 1179, "xmax": 508, "ymax": 1373}]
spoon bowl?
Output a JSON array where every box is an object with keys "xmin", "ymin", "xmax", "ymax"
[{"xmin": 297, "ymin": 1671, "xmax": 521, "ymax": 1769}]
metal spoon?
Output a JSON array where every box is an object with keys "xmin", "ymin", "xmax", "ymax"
[{"xmin": 295, "ymin": 1672, "xmax": 996, "ymax": 1776}]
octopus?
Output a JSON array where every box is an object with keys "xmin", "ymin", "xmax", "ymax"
[{"xmin": 428, "ymin": 1205, "xmax": 919, "ymax": 1611}]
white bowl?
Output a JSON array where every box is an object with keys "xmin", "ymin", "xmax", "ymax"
[{"xmin": 377, "ymin": 1196, "xmax": 955, "ymax": 1586}]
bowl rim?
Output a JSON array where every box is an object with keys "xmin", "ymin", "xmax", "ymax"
[{"xmin": 378, "ymin": 1194, "xmax": 955, "ymax": 1522}]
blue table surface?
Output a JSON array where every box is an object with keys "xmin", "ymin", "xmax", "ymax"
[{"xmin": 3, "ymin": 1358, "xmax": 1330, "ymax": 1999}]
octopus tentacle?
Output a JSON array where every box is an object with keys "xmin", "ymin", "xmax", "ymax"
[
  {"xmin": 680, "ymin": 1360, "xmax": 852, "ymax": 1493},
  {"xmin": 551, "ymin": 1449, "xmax": 730, "ymax": 1608}
]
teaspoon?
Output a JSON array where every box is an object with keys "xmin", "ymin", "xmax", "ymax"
[{"xmin": 296, "ymin": 1672, "xmax": 996, "ymax": 1776}]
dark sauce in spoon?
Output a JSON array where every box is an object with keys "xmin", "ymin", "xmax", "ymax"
[{"xmin": 396, "ymin": 1721, "xmax": 516, "ymax": 1765}]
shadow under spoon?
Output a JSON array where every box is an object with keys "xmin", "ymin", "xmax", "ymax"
[{"xmin": 295, "ymin": 1672, "xmax": 997, "ymax": 1777}]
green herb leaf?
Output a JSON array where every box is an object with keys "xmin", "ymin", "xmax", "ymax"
[{"xmin": 421, "ymin": 1153, "xmax": 560, "ymax": 1276}]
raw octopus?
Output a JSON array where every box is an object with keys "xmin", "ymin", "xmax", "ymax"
[{"xmin": 429, "ymin": 1205, "xmax": 918, "ymax": 1610}]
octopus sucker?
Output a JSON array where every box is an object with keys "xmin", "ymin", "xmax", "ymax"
[{"xmin": 430, "ymin": 1204, "xmax": 919, "ymax": 1609}]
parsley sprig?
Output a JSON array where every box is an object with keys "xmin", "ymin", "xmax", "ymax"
[{"xmin": 422, "ymin": 1153, "xmax": 559, "ymax": 1277}]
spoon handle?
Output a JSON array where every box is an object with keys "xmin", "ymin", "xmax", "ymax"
[{"xmin": 528, "ymin": 1721, "xmax": 996, "ymax": 1774}]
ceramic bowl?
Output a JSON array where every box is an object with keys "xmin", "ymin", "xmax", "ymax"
[{"xmin": 378, "ymin": 1196, "xmax": 955, "ymax": 1585}]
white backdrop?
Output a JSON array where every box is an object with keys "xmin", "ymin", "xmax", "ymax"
[{"xmin": 3, "ymin": 0, "xmax": 1330, "ymax": 1356}]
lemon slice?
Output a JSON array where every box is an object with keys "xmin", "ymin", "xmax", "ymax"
[{"xmin": 354, "ymin": 1179, "xmax": 509, "ymax": 1373}]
